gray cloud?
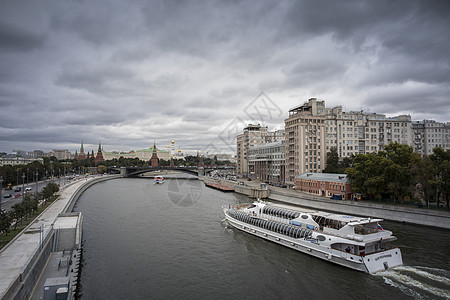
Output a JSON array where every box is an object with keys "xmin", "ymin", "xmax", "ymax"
[{"xmin": 0, "ymin": 0, "xmax": 449, "ymax": 153}]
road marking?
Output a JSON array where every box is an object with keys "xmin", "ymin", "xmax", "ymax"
[{"xmin": 28, "ymin": 252, "xmax": 53, "ymax": 300}]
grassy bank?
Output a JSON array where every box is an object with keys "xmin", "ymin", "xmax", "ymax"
[{"xmin": 0, "ymin": 195, "xmax": 59, "ymax": 250}]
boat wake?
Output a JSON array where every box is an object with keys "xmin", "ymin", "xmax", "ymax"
[{"xmin": 374, "ymin": 266, "xmax": 450, "ymax": 299}]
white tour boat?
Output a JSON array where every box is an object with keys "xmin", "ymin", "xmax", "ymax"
[
  {"xmin": 223, "ymin": 201, "xmax": 403, "ymax": 273},
  {"xmin": 154, "ymin": 176, "xmax": 164, "ymax": 184}
]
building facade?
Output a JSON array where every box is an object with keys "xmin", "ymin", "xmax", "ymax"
[
  {"xmin": 284, "ymin": 98, "xmax": 327, "ymax": 185},
  {"xmin": 49, "ymin": 149, "xmax": 72, "ymax": 160},
  {"xmin": 295, "ymin": 172, "xmax": 351, "ymax": 199},
  {"xmin": 412, "ymin": 120, "xmax": 450, "ymax": 156},
  {"xmin": 325, "ymin": 107, "xmax": 412, "ymax": 157},
  {"xmin": 236, "ymin": 124, "xmax": 268, "ymax": 178},
  {"xmin": 0, "ymin": 157, "xmax": 44, "ymax": 166},
  {"xmin": 265, "ymin": 129, "xmax": 285, "ymax": 143},
  {"xmin": 248, "ymin": 140, "xmax": 285, "ymax": 184}
]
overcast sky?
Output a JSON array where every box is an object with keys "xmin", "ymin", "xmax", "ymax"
[{"xmin": 1, "ymin": 0, "xmax": 449, "ymax": 155}]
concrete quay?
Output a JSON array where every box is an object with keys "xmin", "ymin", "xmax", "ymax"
[
  {"xmin": 0, "ymin": 175, "xmax": 119, "ymax": 300},
  {"xmin": 201, "ymin": 177, "xmax": 450, "ymax": 229}
]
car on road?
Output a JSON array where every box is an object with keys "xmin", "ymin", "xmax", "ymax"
[
  {"xmin": 3, "ymin": 194, "xmax": 12, "ymax": 198},
  {"xmin": 14, "ymin": 187, "xmax": 21, "ymax": 192},
  {"xmin": 25, "ymin": 187, "xmax": 32, "ymax": 191}
]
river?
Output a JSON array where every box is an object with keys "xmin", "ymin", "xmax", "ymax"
[{"xmin": 73, "ymin": 178, "xmax": 450, "ymax": 299}]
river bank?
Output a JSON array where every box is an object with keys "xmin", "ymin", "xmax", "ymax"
[
  {"xmin": 0, "ymin": 175, "xmax": 120, "ymax": 300},
  {"xmin": 201, "ymin": 177, "xmax": 450, "ymax": 229}
]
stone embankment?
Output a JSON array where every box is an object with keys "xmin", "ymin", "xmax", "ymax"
[
  {"xmin": 0, "ymin": 175, "xmax": 120, "ymax": 300},
  {"xmin": 200, "ymin": 177, "xmax": 450, "ymax": 229}
]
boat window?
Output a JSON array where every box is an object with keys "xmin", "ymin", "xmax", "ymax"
[
  {"xmin": 301, "ymin": 214, "xmax": 308, "ymax": 219},
  {"xmin": 354, "ymin": 224, "xmax": 378, "ymax": 235},
  {"xmin": 289, "ymin": 227, "xmax": 295, "ymax": 237}
]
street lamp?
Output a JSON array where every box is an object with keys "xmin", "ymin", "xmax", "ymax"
[
  {"xmin": 0, "ymin": 176, "xmax": 3, "ymax": 211},
  {"xmin": 22, "ymin": 173, "xmax": 25, "ymax": 201},
  {"xmin": 16, "ymin": 169, "xmax": 19, "ymax": 187},
  {"xmin": 35, "ymin": 170, "xmax": 38, "ymax": 197},
  {"xmin": 27, "ymin": 168, "xmax": 29, "ymax": 185}
]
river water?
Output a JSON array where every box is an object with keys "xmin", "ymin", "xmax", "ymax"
[{"xmin": 73, "ymin": 178, "xmax": 450, "ymax": 299}]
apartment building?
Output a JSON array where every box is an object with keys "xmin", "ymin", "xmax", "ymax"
[
  {"xmin": 413, "ymin": 120, "xmax": 450, "ymax": 155},
  {"xmin": 248, "ymin": 140, "xmax": 285, "ymax": 184},
  {"xmin": 265, "ymin": 129, "xmax": 285, "ymax": 143},
  {"xmin": 49, "ymin": 149, "xmax": 73, "ymax": 160},
  {"xmin": 284, "ymin": 98, "xmax": 327, "ymax": 185},
  {"xmin": 325, "ymin": 107, "xmax": 412, "ymax": 157},
  {"xmin": 236, "ymin": 124, "xmax": 268, "ymax": 177}
]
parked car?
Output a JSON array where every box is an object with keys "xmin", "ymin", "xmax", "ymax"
[
  {"xmin": 3, "ymin": 194, "xmax": 12, "ymax": 198},
  {"xmin": 14, "ymin": 187, "xmax": 21, "ymax": 192},
  {"xmin": 25, "ymin": 187, "xmax": 32, "ymax": 191}
]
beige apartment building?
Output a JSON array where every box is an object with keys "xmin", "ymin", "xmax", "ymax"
[
  {"xmin": 49, "ymin": 149, "xmax": 73, "ymax": 160},
  {"xmin": 236, "ymin": 124, "xmax": 268, "ymax": 177},
  {"xmin": 325, "ymin": 107, "xmax": 412, "ymax": 157},
  {"xmin": 284, "ymin": 98, "xmax": 327, "ymax": 185},
  {"xmin": 413, "ymin": 120, "xmax": 450, "ymax": 156}
]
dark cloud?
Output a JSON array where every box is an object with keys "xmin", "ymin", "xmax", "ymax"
[
  {"xmin": 0, "ymin": 22, "xmax": 46, "ymax": 52},
  {"xmin": 0, "ymin": 0, "xmax": 449, "ymax": 153}
]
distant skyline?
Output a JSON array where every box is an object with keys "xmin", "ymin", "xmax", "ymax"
[{"xmin": 1, "ymin": 0, "xmax": 449, "ymax": 154}]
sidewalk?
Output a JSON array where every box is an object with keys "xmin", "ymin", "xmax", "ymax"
[{"xmin": 0, "ymin": 178, "xmax": 93, "ymax": 299}]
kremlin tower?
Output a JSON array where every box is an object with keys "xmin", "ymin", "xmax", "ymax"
[
  {"xmin": 95, "ymin": 141, "xmax": 105, "ymax": 164},
  {"xmin": 150, "ymin": 141, "xmax": 159, "ymax": 167},
  {"xmin": 78, "ymin": 141, "xmax": 87, "ymax": 160}
]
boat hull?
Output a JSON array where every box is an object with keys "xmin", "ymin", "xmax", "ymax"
[{"xmin": 224, "ymin": 209, "xmax": 402, "ymax": 273}]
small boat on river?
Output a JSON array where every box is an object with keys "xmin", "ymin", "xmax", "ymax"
[
  {"xmin": 223, "ymin": 201, "xmax": 403, "ymax": 273},
  {"xmin": 154, "ymin": 176, "xmax": 164, "ymax": 184}
]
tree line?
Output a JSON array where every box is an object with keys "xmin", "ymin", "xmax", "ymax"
[
  {"xmin": 0, "ymin": 183, "xmax": 59, "ymax": 236},
  {"xmin": 324, "ymin": 143, "xmax": 449, "ymax": 207}
]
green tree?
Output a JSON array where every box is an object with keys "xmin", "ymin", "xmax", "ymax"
[
  {"xmin": 323, "ymin": 147, "xmax": 340, "ymax": 173},
  {"xmin": 323, "ymin": 147, "xmax": 353, "ymax": 174},
  {"xmin": 11, "ymin": 202, "xmax": 26, "ymax": 225},
  {"xmin": 0, "ymin": 209, "xmax": 12, "ymax": 235},
  {"xmin": 346, "ymin": 153, "xmax": 391, "ymax": 200},
  {"xmin": 430, "ymin": 147, "xmax": 450, "ymax": 208},
  {"xmin": 97, "ymin": 165, "xmax": 107, "ymax": 174},
  {"xmin": 381, "ymin": 143, "xmax": 418, "ymax": 203},
  {"xmin": 41, "ymin": 182, "xmax": 59, "ymax": 200},
  {"xmin": 412, "ymin": 155, "xmax": 436, "ymax": 207}
]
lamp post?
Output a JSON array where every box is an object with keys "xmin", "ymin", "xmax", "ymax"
[
  {"xmin": 27, "ymin": 168, "xmax": 29, "ymax": 185},
  {"xmin": 16, "ymin": 169, "xmax": 19, "ymax": 187},
  {"xmin": 58, "ymin": 169, "xmax": 61, "ymax": 186},
  {"xmin": 0, "ymin": 176, "xmax": 3, "ymax": 211},
  {"xmin": 22, "ymin": 173, "xmax": 25, "ymax": 201},
  {"xmin": 45, "ymin": 170, "xmax": 48, "ymax": 185},
  {"xmin": 35, "ymin": 170, "xmax": 38, "ymax": 198}
]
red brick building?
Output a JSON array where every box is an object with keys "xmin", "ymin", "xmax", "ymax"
[{"xmin": 295, "ymin": 173, "xmax": 352, "ymax": 200}]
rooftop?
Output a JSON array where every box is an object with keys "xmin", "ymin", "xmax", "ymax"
[{"xmin": 296, "ymin": 172, "xmax": 349, "ymax": 183}]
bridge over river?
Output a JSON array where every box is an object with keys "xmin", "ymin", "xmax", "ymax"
[{"xmin": 111, "ymin": 166, "xmax": 234, "ymax": 177}]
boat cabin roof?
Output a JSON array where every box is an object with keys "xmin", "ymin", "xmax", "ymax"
[{"xmin": 310, "ymin": 211, "xmax": 382, "ymax": 225}]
